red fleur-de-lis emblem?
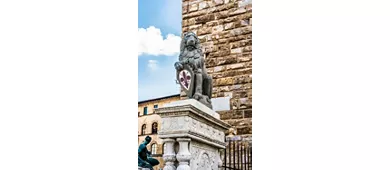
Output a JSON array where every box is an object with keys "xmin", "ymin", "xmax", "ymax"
[{"xmin": 179, "ymin": 70, "xmax": 191, "ymax": 90}]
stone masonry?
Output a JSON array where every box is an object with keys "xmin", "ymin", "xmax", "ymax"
[{"xmin": 181, "ymin": 0, "xmax": 252, "ymax": 137}]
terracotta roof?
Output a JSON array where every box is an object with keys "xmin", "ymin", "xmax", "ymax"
[{"xmin": 138, "ymin": 94, "xmax": 180, "ymax": 104}]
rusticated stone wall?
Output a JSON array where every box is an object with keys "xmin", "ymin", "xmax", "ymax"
[{"xmin": 181, "ymin": 0, "xmax": 252, "ymax": 137}]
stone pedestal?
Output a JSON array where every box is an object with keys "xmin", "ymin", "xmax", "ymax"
[{"xmin": 156, "ymin": 99, "xmax": 231, "ymax": 170}]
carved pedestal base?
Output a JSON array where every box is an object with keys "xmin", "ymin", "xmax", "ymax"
[{"xmin": 156, "ymin": 99, "xmax": 230, "ymax": 170}]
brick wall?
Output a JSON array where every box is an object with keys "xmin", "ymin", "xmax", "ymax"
[{"xmin": 181, "ymin": 0, "xmax": 252, "ymax": 136}]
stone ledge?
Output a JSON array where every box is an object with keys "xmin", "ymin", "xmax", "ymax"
[
  {"xmin": 163, "ymin": 99, "xmax": 219, "ymax": 118},
  {"xmin": 156, "ymin": 101, "xmax": 231, "ymax": 131},
  {"xmin": 158, "ymin": 132, "xmax": 226, "ymax": 149}
]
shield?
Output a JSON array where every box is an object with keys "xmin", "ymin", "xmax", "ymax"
[{"xmin": 177, "ymin": 64, "xmax": 195, "ymax": 98}]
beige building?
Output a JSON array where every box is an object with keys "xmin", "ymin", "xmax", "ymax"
[{"xmin": 138, "ymin": 94, "xmax": 180, "ymax": 170}]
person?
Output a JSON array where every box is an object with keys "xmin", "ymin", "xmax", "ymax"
[{"xmin": 138, "ymin": 136, "xmax": 159, "ymax": 169}]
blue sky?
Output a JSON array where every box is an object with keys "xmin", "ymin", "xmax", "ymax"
[{"xmin": 138, "ymin": 0, "xmax": 182, "ymax": 101}]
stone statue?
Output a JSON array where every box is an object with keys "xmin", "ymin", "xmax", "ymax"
[
  {"xmin": 138, "ymin": 136, "xmax": 159, "ymax": 169},
  {"xmin": 175, "ymin": 32, "xmax": 213, "ymax": 109}
]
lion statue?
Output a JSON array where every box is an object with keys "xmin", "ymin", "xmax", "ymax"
[{"xmin": 174, "ymin": 32, "xmax": 213, "ymax": 108}]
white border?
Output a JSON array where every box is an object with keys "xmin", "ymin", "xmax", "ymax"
[
  {"xmin": 256, "ymin": 0, "xmax": 390, "ymax": 169},
  {"xmin": 0, "ymin": 0, "xmax": 137, "ymax": 169}
]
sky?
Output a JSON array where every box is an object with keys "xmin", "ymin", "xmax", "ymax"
[{"xmin": 138, "ymin": 0, "xmax": 182, "ymax": 101}]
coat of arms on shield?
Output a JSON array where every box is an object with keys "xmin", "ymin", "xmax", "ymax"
[{"xmin": 176, "ymin": 64, "xmax": 195, "ymax": 97}]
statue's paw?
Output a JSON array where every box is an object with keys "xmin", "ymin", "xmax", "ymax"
[
  {"xmin": 205, "ymin": 97, "xmax": 211, "ymax": 103},
  {"xmin": 174, "ymin": 62, "xmax": 183, "ymax": 71},
  {"xmin": 193, "ymin": 92, "xmax": 202, "ymax": 100}
]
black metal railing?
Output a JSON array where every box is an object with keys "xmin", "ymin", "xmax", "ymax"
[{"xmin": 221, "ymin": 136, "xmax": 252, "ymax": 170}]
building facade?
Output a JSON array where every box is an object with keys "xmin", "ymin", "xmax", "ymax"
[
  {"xmin": 138, "ymin": 94, "xmax": 180, "ymax": 170},
  {"xmin": 181, "ymin": 0, "xmax": 252, "ymax": 138}
]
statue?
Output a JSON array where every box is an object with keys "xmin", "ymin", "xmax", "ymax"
[
  {"xmin": 138, "ymin": 136, "xmax": 159, "ymax": 169},
  {"xmin": 175, "ymin": 32, "xmax": 213, "ymax": 109}
]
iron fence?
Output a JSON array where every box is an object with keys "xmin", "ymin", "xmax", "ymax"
[{"xmin": 221, "ymin": 136, "xmax": 252, "ymax": 170}]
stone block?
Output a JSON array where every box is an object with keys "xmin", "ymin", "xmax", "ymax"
[
  {"xmin": 205, "ymin": 58, "xmax": 217, "ymax": 67},
  {"xmin": 226, "ymin": 34, "xmax": 248, "ymax": 42},
  {"xmin": 217, "ymin": 85, "xmax": 230, "ymax": 92},
  {"xmin": 233, "ymin": 75, "xmax": 251, "ymax": 84},
  {"xmin": 230, "ymin": 39, "xmax": 251, "ymax": 49},
  {"xmin": 216, "ymin": 55, "xmax": 237, "ymax": 65},
  {"xmin": 215, "ymin": 10, "xmax": 229, "ymax": 19},
  {"xmin": 233, "ymin": 91, "xmax": 248, "ymax": 98},
  {"xmin": 244, "ymin": 109, "xmax": 252, "ymax": 118},
  {"xmin": 216, "ymin": 44, "xmax": 230, "ymax": 51},
  {"xmin": 226, "ymin": 63, "xmax": 245, "ymax": 70},
  {"xmin": 238, "ymin": 12, "xmax": 252, "ymax": 20},
  {"xmin": 243, "ymin": 45, "xmax": 252, "ymax": 52},
  {"xmin": 230, "ymin": 47, "xmax": 243, "ymax": 54},
  {"xmin": 210, "ymin": 49, "xmax": 230, "ymax": 58},
  {"xmin": 183, "ymin": 9, "xmax": 207, "ymax": 19},
  {"xmin": 216, "ymin": 92, "xmax": 224, "ymax": 97},
  {"xmin": 189, "ymin": 24, "xmax": 202, "ymax": 30},
  {"xmin": 206, "ymin": 21, "xmax": 219, "ymax": 27},
  {"xmin": 236, "ymin": 126, "xmax": 251, "ymax": 135},
  {"xmin": 227, "ymin": 68, "xmax": 251, "ymax": 78},
  {"xmin": 224, "ymin": 92, "xmax": 233, "ymax": 98},
  {"xmin": 214, "ymin": 77, "xmax": 235, "ymax": 86},
  {"xmin": 241, "ymin": 19, "xmax": 250, "ymax": 26},
  {"xmin": 195, "ymin": 14, "xmax": 215, "ymax": 24},
  {"xmin": 223, "ymin": 16, "xmax": 239, "ymax": 24},
  {"xmin": 226, "ymin": 118, "xmax": 251, "ymax": 127},
  {"xmin": 213, "ymin": 65, "xmax": 225, "ymax": 72},
  {"xmin": 189, "ymin": 3, "xmax": 199, "ymax": 12},
  {"xmin": 214, "ymin": 0, "xmax": 224, "ymax": 6},
  {"xmin": 219, "ymin": 110, "xmax": 243, "ymax": 120},
  {"xmin": 224, "ymin": 22, "xmax": 234, "ymax": 30},
  {"xmin": 229, "ymin": 7, "xmax": 246, "ymax": 16},
  {"xmin": 215, "ymin": 3, "xmax": 236, "ymax": 12},
  {"xmin": 229, "ymin": 26, "xmax": 252, "ymax": 37},
  {"xmin": 212, "ymin": 25, "xmax": 224, "ymax": 33},
  {"xmin": 197, "ymin": 26, "xmax": 212, "ymax": 35},
  {"xmin": 199, "ymin": 1, "xmax": 209, "ymax": 10},
  {"xmin": 237, "ymin": 53, "xmax": 252, "ymax": 62},
  {"xmin": 238, "ymin": 97, "xmax": 251, "ymax": 109},
  {"xmin": 183, "ymin": 5, "xmax": 188, "ymax": 14}
]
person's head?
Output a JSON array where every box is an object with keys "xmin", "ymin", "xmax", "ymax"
[{"xmin": 144, "ymin": 136, "xmax": 152, "ymax": 145}]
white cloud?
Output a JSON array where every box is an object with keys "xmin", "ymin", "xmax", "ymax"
[
  {"xmin": 138, "ymin": 57, "xmax": 180, "ymax": 101},
  {"xmin": 147, "ymin": 60, "xmax": 158, "ymax": 70},
  {"xmin": 138, "ymin": 26, "xmax": 181, "ymax": 56}
]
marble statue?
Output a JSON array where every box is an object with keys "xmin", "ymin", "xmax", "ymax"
[
  {"xmin": 138, "ymin": 136, "xmax": 159, "ymax": 169},
  {"xmin": 175, "ymin": 32, "xmax": 213, "ymax": 109}
]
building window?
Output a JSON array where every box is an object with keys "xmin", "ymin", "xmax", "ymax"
[
  {"xmin": 154, "ymin": 104, "xmax": 158, "ymax": 109},
  {"xmin": 141, "ymin": 124, "xmax": 146, "ymax": 135},
  {"xmin": 152, "ymin": 122, "xmax": 158, "ymax": 134},
  {"xmin": 151, "ymin": 143, "xmax": 157, "ymax": 154},
  {"xmin": 143, "ymin": 107, "xmax": 148, "ymax": 115},
  {"xmin": 163, "ymin": 143, "xmax": 166, "ymax": 154}
]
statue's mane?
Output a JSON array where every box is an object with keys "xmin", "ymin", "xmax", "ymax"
[{"xmin": 179, "ymin": 32, "xmax": 202, "ymax": 57}]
